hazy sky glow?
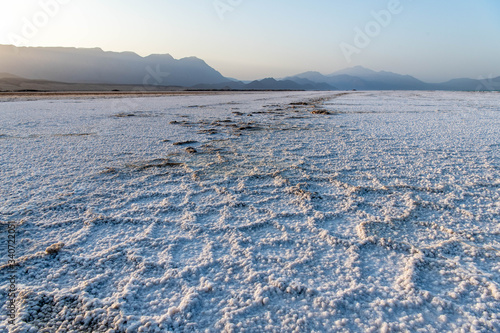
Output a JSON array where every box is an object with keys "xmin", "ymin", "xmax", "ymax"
[{"xmin": 1, "ymin": 0, "xmax": 499, "ymax": 81}]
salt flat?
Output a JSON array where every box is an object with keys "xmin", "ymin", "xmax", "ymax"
[{"xmin": 0, "ymin": 91, "xmax": 499, "ymax": 332}]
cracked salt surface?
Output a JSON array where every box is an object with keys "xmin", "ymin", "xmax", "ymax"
[{"xmin": 0, "ymin": 91, "xmax": 499, "ymax": 332}]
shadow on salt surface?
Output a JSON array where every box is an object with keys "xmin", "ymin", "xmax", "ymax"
[
  {"xmin": 111, "ymin": 110, "xmax": 165, "ymax": 118},
  {"xmin": 357, "ymin": 220, "xmax": 455, "ymax": 248},
  {"xmin": 358, "ymin": 243, "xmax": 406, "ymax": 288}
]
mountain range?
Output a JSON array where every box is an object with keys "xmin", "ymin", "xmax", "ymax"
[
  {"xmin": 1, "ymin": 45, "xmax": 499, "ymax": 92},
  {"xmin": 285, "ymin": 67, "xmax": 500, "ymax": 91}
]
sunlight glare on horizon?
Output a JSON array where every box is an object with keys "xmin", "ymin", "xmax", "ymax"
[{"xmin": 0, "ymin": 0, "xmax": 499, "ymax": 81}]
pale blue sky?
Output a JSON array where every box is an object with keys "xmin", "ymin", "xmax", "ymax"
[{"xmin": 1, "ymin": 0, "xmax": 499, "ymax": 82}]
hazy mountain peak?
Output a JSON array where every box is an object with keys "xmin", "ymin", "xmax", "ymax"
[
  {"xmin": 0, "ymin": 72, "xmax": 23, "ymax": 79},
  {"xmin": 298, "ymin": 71, "xmax": 323, "ymax": 76},
  {"xmin": 329, "ymin": 66, "xmax": 377, "ymax": 77},
  {"xmin": 286, "ymin": 71, "xmax": 329, "ymax": 81},
  {"xmin": 1, "ymin": 45, "xmax": 498, "ymax": 91},
  {"xmin": 145, "ymin": 53, "xmax": 175, "ymax": 60},
  {"xmin": 0, "ymin": 44, "xmax": 229, "ymax": 86},
  {"xmin": 179, "ymin": 56, "xmax": 206, "ymax": 63}
]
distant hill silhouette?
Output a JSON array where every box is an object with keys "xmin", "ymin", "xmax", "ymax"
[
  {"xmin": 192, "ymin": 78, "xmax": 337, "ymax": 91},
  {"xmin": 0, "ymin": 44, "xmax": 229, "ymax": 87},
  {"xmin": 286, "ymin": 66, "xmax": 500, "ymax": 91},
  {"xmin": 0, "ymin": 45, "xmax": 338, "ymax": 91},
  {"xmin": 0, "ymin": 72, "xmax": 24, "ymax": 79},
  {"xmin": 1, "ymin": 46, "xmax": 498, "ymax": 91}
]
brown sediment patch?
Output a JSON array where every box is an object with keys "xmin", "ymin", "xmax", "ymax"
[
  {"xmin": 285, "ymin": 184, "xmax": 322, "ymax": 200},
  {"xmin": 169, "ymin": 120, "xmax": 194, "ymax": 127},
  {"xmin": 126, "ymin": 158, "xmax": 183, "ymax": 170},
  {"xmin": 54, "ymin": 133, "xmax": 96, "ymax": 137},
  {"xmin": 112, "ymin": 111, "xmax": 161, "ymax": 118},
  {"xmin": 286, "ymin": 116, "xmax": 308, "ymax": 119},
  {"xmin": 311, "ymin": 109, "xmax": 332, "ymax": 115},
  {"xmin": 45, "ymin": 242, "xmax": 65, "ymax": 255},
  {"xmin": 173, "ymin": 140, "xmax": 198, "ymax": 146},
  {"xmin": 112, "ymin": 112, "xmax": 136, "ymax": 118},
  {"xmin": 237, "ymin": 126, "xmax": 261, "ymax": 131},
  {"xmin": 197, "ymin": 129, "xmax": 218, "ymax": 135},
  {"xmin": 187, "ymin": 105, "xmax": 209, "ymax": 108},
  {"xmin": 100, "ymin": 167, "xmax": 118, "ymax": 174}
]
